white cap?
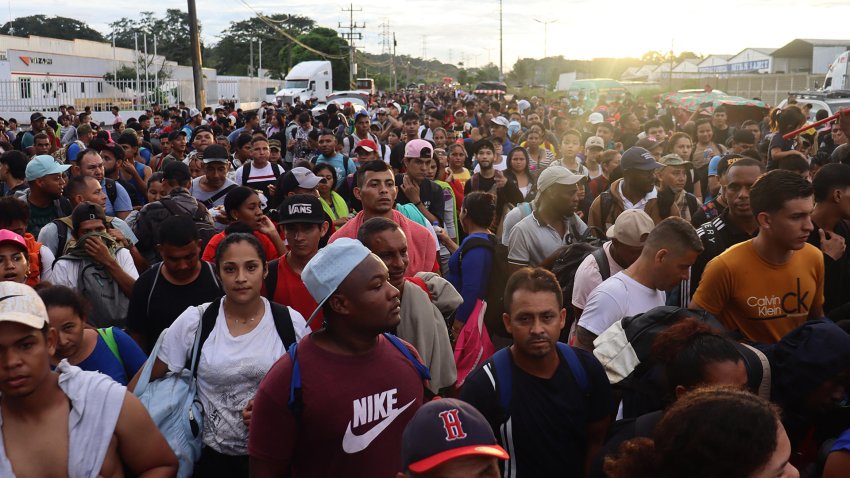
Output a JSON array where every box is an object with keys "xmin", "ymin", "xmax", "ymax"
[
  {"xmin": 0, "ymin": 282, "xmax": 49, "ymax": 330},
  {"xmin": 588, "ymin": 112, "xmax": 604, "ymax": 125}
]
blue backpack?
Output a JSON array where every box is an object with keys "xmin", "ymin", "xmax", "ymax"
[
  {"xmin": 287, "ymin": 333, "xmax": 431, "ymax": 418},
  {"xmin": 491, "ymin": 343, "xmax": 589, "ymax": 418}
]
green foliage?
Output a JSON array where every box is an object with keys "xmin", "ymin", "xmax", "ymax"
[
  {"xmin": 288, "ymin": 27, "xmax": 350, "ymax": 88},
  {"xmin": 507, "ymin": 56, "xmax": 643, "ymax": 88},
  {"xmin": 0, "ymin": 15, "xmax": 106, "ymax": 42},
  {"xmin": 215, "ymin": 14, "xmax": 315, "ymax": 79},
  {"xmin": 108, "ymin": 10, "xmax": 195, "ymax": 66}
]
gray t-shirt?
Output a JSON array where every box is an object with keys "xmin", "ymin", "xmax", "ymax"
[
  {"xmin": 191, "ymin": 177, "xmax": 237, "ymax": 231},
  {"xmin": 507, "ymin": 212, "xmax": 587, "ymax": 267}
]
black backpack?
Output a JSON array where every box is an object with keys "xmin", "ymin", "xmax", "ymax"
[
  {"xmin": 103, "ymin": 178, "xmax": 118, "ymax": 206},
  {"xmin": 158, "ymin": 198, "xmax": 217, "ymax": 252},
  {"xmin": 189, "ymin": 297, "xmax": 297, "ymax": 372},
  {"xmin": 457, "ymin": 234, "xmax": 511, "ymax": 338},
  {"xmin": 591, "ymin": 306, "xmax": 729, "ymax": 419},
  {"xmin": 241, "ymin": 162, "xmax": 282, "ymax": 186},
  {"xmin": 549, "ymin": 227, "xmax": 610, "ymax": 339}
]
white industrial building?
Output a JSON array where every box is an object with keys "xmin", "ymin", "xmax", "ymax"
[{"xmin": 0, "ymin": 34, "xmax": 280, "ymax": 121}]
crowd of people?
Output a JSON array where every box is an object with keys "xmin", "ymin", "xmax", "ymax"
[{"xmin": 1, "ymin": 85, "xmax": 850, "ymax": 477}]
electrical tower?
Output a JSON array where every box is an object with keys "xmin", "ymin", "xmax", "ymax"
[
  {"xmin": 378, "ymin": 20, "xmax": 391, "ymax": 56},
  {"xmin": 338, "ymin": 4, "xmax": 365, "ymax": 89}
]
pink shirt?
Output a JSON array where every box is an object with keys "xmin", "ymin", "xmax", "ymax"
[{"xmin": 330, "ymin": 210, "xmax": 437, "ymax": 277}]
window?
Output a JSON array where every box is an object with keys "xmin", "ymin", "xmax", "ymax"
[
  {"xmin": 97, "ymin": 82, "xmax": 103, "ymax": 93},
  {"xmin": 19, "ymin": 78, "xmax": 31, "ymax": 99},
  {"xmin": 59, "ymin": 82, "xmax": 67, "ymax": 93},
  {"xmin": 81, "ymin": 82, "xmax": 85, "ymax": 93}
]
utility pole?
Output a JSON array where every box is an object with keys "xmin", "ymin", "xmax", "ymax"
[
  {"xmin": 143, "ymin": 33, "xmax": 149, "ymax": 104},
  {"xmin": 259, "ymin": 39, "xmax": 263, "ymax": 76},
  {"xmin": 187, "ymin": 0, "xmax": 206, "ymax": 109},
  {"xmin": 249, "ymin": 41, "xmax": 254, "ymax": 77},
  {"xmin": 338, "ymin": 4, "xmax": 364, "ymax": 90},
  {"xmin": 392, "ymin": 32, "xmax": 398, "ymax": 91},
  {"xmin": 499, "ymin": 0, "xmax": 503, "ymax": 80},
  {"xmin": 533, "ymin": 18, "xmax": 558, "ymax": 59},
  {"xmin": 153, "ymin": 35, "xmax": 158, "ymax": 100},
  {"xmin": 134, "ymin": 33, "xmax": 140, "ymax": 104}
]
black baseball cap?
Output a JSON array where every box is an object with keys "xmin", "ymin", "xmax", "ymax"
[
  {"xmin": 277, "ymin": 194, "xmax": 326, "ymax": 225},
  {"xmin": 163, "ymin": 160, "xmax": 191, "ymax": 183},
  {"xmin": 401, "ymin": 399, "xmax": 509, "ymax": 473},
  {"xmin": 71, "ymin": 202, "xmax": 107, "ymax": 233},
  {"xmin": 621, "ymin": 147, "xmax": 665, "ymax": 171},
  {"xmin": 167, "ymin": 130, "xmax": 188, "ymax": 142},
  {"xmin": 30, "ymin": 112, "xmax": 45, "ymax": 122},
  {"xmin": 191, "ymin": 125, "xmax": 214, "ymax": 143},
  {"xmin": 202, "ymin": 144, "xmax": 229, "ymax": 163}
]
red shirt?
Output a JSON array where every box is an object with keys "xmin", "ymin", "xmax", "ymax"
[
  {"xmin": 202, "ymin": 230, "xmax": 279, "ymax": 262},
  {"xmin": 248, "ymin": 334, "xmax": 424, "ymax": 477},
  {"xmin": 270, "ymin": 254, "xmax": 323, "ymax": 331}
]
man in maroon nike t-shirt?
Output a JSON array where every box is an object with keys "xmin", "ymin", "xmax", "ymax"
[{"xmin": 248, "ymin": 238, "xmax": 427, "ymax": 477}]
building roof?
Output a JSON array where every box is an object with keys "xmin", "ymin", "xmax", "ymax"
[{"xmin": 772, "ymin": 38, "xmax": 850, "ymax": 58}]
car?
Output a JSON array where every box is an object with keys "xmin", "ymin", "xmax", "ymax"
[{"xmin": 779, "ymin": 91, "xmax": 850, "ymax": 123}]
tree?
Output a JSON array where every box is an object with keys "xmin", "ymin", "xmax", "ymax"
[
  {"xmin": 0, "ymin": 15, "xmax": 105, "ymax": 42},
  {"xmin": 288, "ymin": 27, "xmax": 349, "ymax": 89},
  {"xmin": 108, "ymin": 9, "xmax": 196, "ymax": 66},
  {"xmin": 641, "ymin": 50, "xmax": 666, "ymax": 64},
  {"xmin": 213, "ymin": 14, "xmax": 315, "ymax": 78}
]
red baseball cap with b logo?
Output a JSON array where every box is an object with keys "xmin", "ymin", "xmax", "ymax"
[{"xmin": 401, "ymin": 398, "xmax": 509, "ymax": 473}]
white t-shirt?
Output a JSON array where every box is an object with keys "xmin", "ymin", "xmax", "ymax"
[
  {"xmin": 473, "ymin": 156, "xmax": 508, "ymax": 173},
  {"xmin": 233, "ymin": 162, "xmax": 283, "ymax": 186},
  {"xmin": 51, "ymin": 248, "xmax": 139, "ymax": 288},
  {"xmin": 571, "ymin": 241, "xmax": 625, "ymax": 310},
  {"xmin": 158, "ymin": 298, "xmax": 308, "ymax": 455},
  {"xmin": 578, "ymin": 271, "xmax": 665, "ymax": 336}
]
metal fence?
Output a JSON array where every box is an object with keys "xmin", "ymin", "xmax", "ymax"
[
  {"xmin": 0, "ymin": 77, "xmax": 283, "ymax": 113},
  {"xmin": 649, "ymin": 73, "xmax": 826, "ymax": 106}
]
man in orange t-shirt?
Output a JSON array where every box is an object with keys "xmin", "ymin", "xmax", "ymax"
[{"xmin": 692, "ymin": 170, "xmax": 824, "ymax": 343}]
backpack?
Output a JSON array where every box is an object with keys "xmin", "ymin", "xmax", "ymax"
[
  {"xmin": 310, "ymin": 154, "xmax": 351, "ymax": 179},
  {"xmin": 549, "ymin": 227, "xmax": 610, "ymax": 339},
  {"xmin": 191, "ymin": 297, "xmax": 297, "ymax": 373},
  {"xmin": 599, "ymin": 190, "xmax": 615, "ymax": 228},
  {"xmin": 103, "ymin": 178, "xmax": 118, "ymax": 207},
  {"xmin": 97, "ymin": 326, "xmax": 131, "ymax": 381},
  {"xmin": 52, "ymin": 215, "xmax": 117, "ymax": 259},
  {"xmin": 199, "ymin": 184, "xmax": 237, "ymax": 209},
  {"xmin": 458, "ymin": 234, "xmax": 511, "ymax": 338},
  {"xmin": 346, "ymin": 132, "xmax": 386, "ymax": 158},
  {"xmin": 158, "ymin": 198, "xmax": 217, "ymax": 252},
  {"xmin": 286, "ymin": 333, "xmax": 431, "ymax": 419},
  {"xmin": 146, "ymin": 262, "xmax": 221, "ymax": 318},
  {"xmin": 264, "ymin": 258, "xmax": 283, "ymax": 301},
  {"xmin": 591, "ymin": 306, "xmax": 729, "ymax": 419},
  {"xmin": 488, "ymin": 343, "xmax": 589, "ymax": 425},
  {"xmin": 240, "ymin": 162, "xmax": 282, "ymax": 186},
  {"xmin": 54, "ymin": 255, "xmax": 130, "ymax": 328},
  {"xmin": 52, "ymin": 139, "xmax": 85, "ymax": 163}
]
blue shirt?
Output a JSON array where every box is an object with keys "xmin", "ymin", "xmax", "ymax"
[
  {"xmin": 315, "ymin": 153, "xmax": 357, "ymax": 188},
  {"xmin": 446, "ymin": 233, "xmax": 494, "ymax": 323},
  {"xmin": 227, "ymin": 126, "xmax": 247, "ymax": 144},
  {"xmin": 103, "ymin": 179, "xmax": 133, "ymax": 215},
  {"xmin": 67, "ymin": 141, "xmax": 83, "ymax": 163},
  {"xmin": 78, "ymin": 328, "xmax": 147, "ymax": 385}
]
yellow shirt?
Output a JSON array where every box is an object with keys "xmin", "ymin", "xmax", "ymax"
[
  {"xmin": 452, "ymin": 168, "xmax": 471, "ymax": 187},
  {"xmin": 692, "ymin": 240, "xmax": 824, "ymax": 344}
]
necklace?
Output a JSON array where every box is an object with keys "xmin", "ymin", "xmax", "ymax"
[{"xmin": 225, "ymin": 300, "xmax": 263, "ymax": 325}]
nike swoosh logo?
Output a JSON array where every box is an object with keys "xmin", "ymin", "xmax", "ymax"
[
  {"xmin": 342, "ymin": 399, "xmax": 416, "ymax": 454},
  {"xmin": 0, "ymin": 295, "xmax": 22, "ymax": 303}
]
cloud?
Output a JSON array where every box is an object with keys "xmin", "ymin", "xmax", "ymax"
[{"xmin": 8, "ymin": 0, "xmax": 850, "ymax": 73}]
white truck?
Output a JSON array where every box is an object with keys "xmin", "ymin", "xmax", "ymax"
[
  {"xmin": 276, "ymin": 61, "xmax": 332, "ymax": 105},
  {"xmin": 823, "ymin": 50, "xmax": 850, "ymax": 92}
]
